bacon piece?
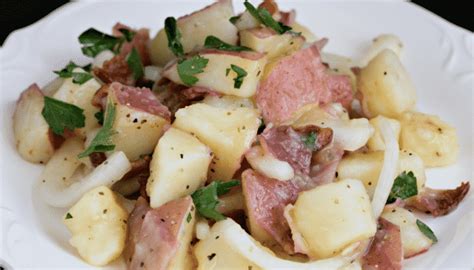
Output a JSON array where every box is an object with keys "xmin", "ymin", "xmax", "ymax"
[
  {"xmin": 363, "ymin": 218, "xmax": 403, "ymax": 270},
  {"xmin": 94, "ymin": 23, "xmax": 151, "ymax": 86},
  {"xmin": 256, "ymin": 42, "xmax": 353, "ymax": 124},
  {"xmin": 242, "ymin": 169, "xmax": 299, "ymax": 253},
  {"xmin": 405, "ymin": 182, "xmax": 470, "ymax": 216},
  {"xmin": 125, "ymin": 196, "xmax": 194, "ymax": 270},
  {"xmin": 259, "ymin": 125, "xmax": 333, "ymax": 175},
  {"xmin": 181, "ymin": 86, "xmax": 221, "ymax": 100},
  {"xmin": 307, "ymin": 143, "xmax": 344, "ymax": 187}
]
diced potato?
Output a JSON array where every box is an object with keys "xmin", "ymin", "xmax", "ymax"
[
  {"xmin": 290, "ymin": 179, "xmax": 376, "ymax": 259},
  {"xmin": 64, "ymin": 186, "xmax": 128, "ymax": 266},
  {"xmin": 360, "ymin": 34, "xmax": 403, "ymax": 66},
  {"xmin": 321, "ymin": 53, "xmax": 357, "ymax": 91},
  {"xmin": 367, "ymin": 115, "xmax": 401, "ymax": 151},
  {"xmin": 291, "ymin": 22, "xmax": 317, "ymax": 43},
  {"xmin": 201, "ymin": 95, "xmax": 255, "ymax": 109},
  {"xmin": 357, "ymin": 49, "xmax": 417, "ymax": 118},
  {"xmin": 336, "ymin": 150, "xmax": 426, "ymax": 198},
  {"xmin": 163, "ymin": 51, "xmax": 267, "ymax": 98},
  {"xmin": 381, "ymin": 207, "xmax": 433, "ymax": 258},
  {"xmin": 108, "ymin": 91, "xmax": 169, "ymax": 161},
  {"xmin": 42, "ymin": 77, "xmax": 64, "ymax": 96},
  {"xmin": 150, "ymin": 0, "xmax": 238, "ymax": 66},
  {"xmin": 399, "ymin": 111, "xmax": 459, "ymax": 167},
  {"xmin": 194, "ymin": 219, "xmax": 262, "ymax": 270},
  {"xmin": 173, "ymin": 103, "xmax": 260, "ymax": 181},
  {"xmin": 13, "ymin": 84, "xmax": 55, "ymax": 163},
  {"xmin": 146, "ymin": 127, "xmax": 212, "ymax": 208},
  {"xmin": 53, "ymin": 68, "xmax": 101, "ymax": 137},
  {"xmin": 240, "ymin": 28, "xmax": 304, "ymax": 60}
]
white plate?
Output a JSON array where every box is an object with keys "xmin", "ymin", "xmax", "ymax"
[{"xmin": 0, "ymin": 1, "xmax": 472, "ymax": 269}]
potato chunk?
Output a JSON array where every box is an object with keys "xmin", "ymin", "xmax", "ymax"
[
  {"xmin": 381, "ymin": 207, "xmax": 433, "ymax": 258},
  {"xmin": 173, "ymin": 103, "xmax": 260, "ymax": 181},
  {"xmin": 13, "ymin": 84, "xmax": 55, "ymax": 163},
  {"xmin": 64, "ymin": 186, "xmax": 128, "ymax": 266},
  {"xmin": 53, "ymin": 68, "xmax": 101, "ymax": 137},
  {"xmin": 399, "ymin": 111, "xmax": 458, "ymax": 167},
  {"xmin": 358, "ymin": 49, "xmax": 416, "ymax": 118},
  {"xmin": 360, "ymin": 34, "xmax": 403, "ymax": 66},
  {"xmin": 163, "ymin": 51, "xmax": 267, "ymax": 98},
  {"xmin": 147, "ymin": 127, "xmax": 212, "ymax": 208},
  {"xmin": 290, "ymin": 179, "xmax": 376, "ymax": 259},
  {"xmin": 150, "ymin": 0, "xmax": 238, "ymax": 66},
  {"xmin": 336, "ymin": 150, "xmax": 426, "ymax": 198},
  {"xmin": 239, "ymin": 28, "xmax": 304, "ymax": 60},
  {"xmin": 367, "ymin": 115, "xmax": 401, "ymax": 151}
]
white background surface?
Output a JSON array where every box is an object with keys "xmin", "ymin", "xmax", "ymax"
[{"xmin": 0, "ymin": 0, "xmax": 473, "ymax": 269}]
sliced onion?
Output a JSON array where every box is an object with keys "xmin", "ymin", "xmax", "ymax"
[
  {"xmin": 314, "ymin": 118, "xmax": 374, "ymax": 151},
  {"xmin": 371, "ymin": 119, "xmax": 400, "ymax": 218},
  {"xmin": 245, "ymin": 146, "xmax": 294, "ymax": 181},
  {"xmin": 92, "ymin": 50, "xmax": 115, "ymax": 68},
  {"xmin": 195, "ymin": 218, "xmax": 211, "ymax": 240},
  {"xmin": 39, "ymin": 151, "xmax": 131, "ymax": 208},
  {"xmin": 218, "ymin": 219, "xmax": 362, "ymax": 270},
  {"xmin": 144, "ymin": 65, "xmax": 162, "ymax": 82}
]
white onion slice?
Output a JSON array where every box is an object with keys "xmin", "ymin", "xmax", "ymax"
[
  {"xmin": 315, "ymin": 118, "xmax": 374, "ymax": 151},
  {"xmin": 39, "ymin": 151, "xmax": 131, "ymax": 208},
  {"xmin": 144, "ymin": 65, "xmax": 162, "ymax": 82},
  {"xmin": 92, "ymin": 50, "xmax": 115, "ymax": 68},
  {"xmin": 371, "ymin": 119, "xmax": 400, "ymax": 218},
  {"xmin": 245, "ymin": 146, "xmax": 294, "ymax": 181},
  {"xmin": 218, "ymin": 219, "xmax": 362, "ymax": 270}
]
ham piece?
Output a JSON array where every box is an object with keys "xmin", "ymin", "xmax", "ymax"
[
  {"xmin": 363, "ymin": 218, "xmax": 403, "ymax": 270},
  {"xmin": 256, "ymin": 42, "xmax": 353, "ymax": 124},
  {"xmin": 124, "ymin": 196, "xmax": 194, "ymax": 270}
]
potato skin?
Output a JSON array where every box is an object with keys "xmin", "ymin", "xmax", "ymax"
[
  {"xmin": 291, "ymin": 179, "xmax": 376, "ymax": 259},
  {"xmin": 358, "ymin": 49, "xmax": 416, "ymax": 118},
  {"xmin": 399, "ymin": 111, "xmax": 459, "ymax": 167}
]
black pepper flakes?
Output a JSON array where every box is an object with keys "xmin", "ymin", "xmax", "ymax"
[
  {"xmin": 133, "ymin": 118, "xmax": 138, "ymax": 123},
  {"xmin": 99, "ymin": 192, "xmax": 104, "ymax": 195},
  {"xmin": 160, "ymin": 218, "xmax": 165, "ymax": 223},
  {"xmin": 207, "ymin": 253, "xmax": 216, "ymax": 261},
  {"xmin": 180, "ymin": 153, "xmax": 184, "ymax": 159},
  {"xmin": 383, "ymin": 71, "xmax": 387, "ymax": 75}
]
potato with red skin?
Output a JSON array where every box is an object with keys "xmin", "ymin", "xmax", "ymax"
[{"xmin": 13, "ymin": 84, "xmax": 55, "ymax": 164}]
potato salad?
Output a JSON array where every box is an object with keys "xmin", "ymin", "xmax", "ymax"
[{"xmin": 12, "ymin": 0, "xmax": 469, "ymax": 269}]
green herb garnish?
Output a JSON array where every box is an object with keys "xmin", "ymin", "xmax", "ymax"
[
  {"xmin": 177, "ymin": 55, "xmax": 209, "ymax": 86},
  {"xmin": 78, "ymin": 102, "xmax": 117, "ymax": 158},
  {"xmin": 42, "ymin": 96, "xmax": 85, "ymax": 135},
  {"xmin": 126, "ymin": 47, "xmax": 144, "ymax": 80},
  {"xmin": 94, "ymin": 111, "xmax": 104, "ymax": 125},
  {"xmin": 204, "ymin": 35, "xmax": 251, "ymax": 52},
  {"xmin": 65, "ymin": 212, "xmax": 73, "ymax": 219},
  {"xmin": 191, "ymin": 180, "xmax": 240, "ymax": 221},
  {"xmin": 302, "ymin": 131, "xmax": 317, "ymax": 150},
  {"xmin": 229, "ymin": 64, "xmax": 247, "ymax": 89},
  {"xmin": 387, "ymin": 171, "xmax": 418, "ymax": 203},
  {"xmin": 229, "ymin": 15, "xmax": 241, "ymax": 24},
  {"xmin": 186, "ymin": 213, "xmax": 192, "ymax": 223},
  {"xmin": 164, "ymin": 17, "xmax": 184, "ymax": 57},
  {"xmin": 54, "ymin": 61, "xmax": 94, "ymax": 85},
  {"xmin": 78, "ymin": 28, "xmax": 136, "ymax": 57},
  {"xmin": 243, "ymin": 1, "xmax": 292, "ymax": 34},
  {"xmin": 118, "ymin": 28, "xmax": 136, "ymax": 42},
  {"xmin": 416, "ymin": 219, "xmax": 438, "ymax": 243}
]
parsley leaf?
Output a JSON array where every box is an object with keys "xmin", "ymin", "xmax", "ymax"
[
  {"xmin": 164, "ymin": 17, "xmax": 184, "ymax": 57},
  {"xmin": 78, "ymin": 102, "xmax": 117, "ymax": 158},
  {"xmin": 243, "ymin": 1, "xmax": 292, "ymax": 34},
  {"xmin": 204, "ymin": 36, "xmax": 251, "ymax": 52},
  {"xmin": 94, "ymin": 111, "xmax": 104, "ymax": 125},
  {"xmin": 118, "ymin": 28, "xmax": 136, "ymax": 42},
  {"xmin": 416, "ymin": 219, "xmax": 438, "ymax": 243},
  {"xmin": 78, "ymin": 28, "xmax": 121, "ymax": 57},
  {"xmin": 65, "ymin": 212, "xmax": 73, "ymax": 219},
  {"xmin": 186, "ymin": 213, "xmax": 192, "ymax": 223},
  {"xmin": 229, "ymin": 64, "xmax": 247, "ymax": 89},
  {"xmin": 177, "ymin": 55, "xmax": 209, "ymax": 86},
  {"xmin": 191, "ymin": 180, "xmax": 240, "ymax": 221},
  {"xmin": 302, "ymin": 131, "xmax": 317, "ymax": 150},
  {"xmin": 229, "ymin": 15, "xmax": 241, "ymax": 24},
  {"xmin": 126, "ymin": 47, "xmax": 144, "ymax": 80},
  {"xmin": 54, "ymin": 61, "xmax": 93, "ymax": 85},
  {"xmin": 42, "ymin": 96, "xmax": 86, "ymax": 135},
  {"xmin": 387, "ymin": 171, "xmax": 418, "ymax": 203}
]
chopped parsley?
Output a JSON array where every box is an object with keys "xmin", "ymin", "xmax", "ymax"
[
  {"xmin": 204, "ymin": 35, "xmax": 251, "ymax": 52},
  {"xmin": 78, "ymin": 27, "xmax": 136, "ymax": 57},
  {"xmin": 186, "ymin": 213, "xmax": 192, "ymax": 223},
  {"xmin": 42, "ymin": 96, "xmax": 85, "ymax": 135},
  {"xmin": 126, "ymin": 47, "xmax": 144, "ymax": 80},
  {"xmin": 191, "ymin": 180, "xmax": 240, "ymax": 221},
  {"xmin": 94, "ymin": 111, "xmax": 104, "ymax": 125},
  {"xmin": 164, "ymin": 17, "xmax": 184, "ymax": 57},
  {"xmin": 78, "ymin": 102, "xmax": 117, "ymax": 158},
  {"xmin": 65, "ymin": 212, "xmax": 73, "ymax": 219},
  {"xmin": 229, "ymin": 64, "xmax": 247, "ymax": 89},
  {"xmin": 229, "ymin": 15, "xmax": 241, "ymax": 24},
  {"xmin": 416, "ymin": 219, "xmax": 438, "ymax": 243},
  {"xmin": 302, "ymin": 131, "xmax": 317, "ymax": 150},
  {"xmin": 177, "ymin": 55, "xmax": 209, "ymax": 86},
  {"xmin": 54, "ymin": 61, "xmax": 94, "ymax": 85},
  {"xmin": 387, "ymin": 171, "xmax": 418, "ymax": 204},
  {"xmin": 243, "ymin": 1, "xmax": 292, "ymax": 34}
]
